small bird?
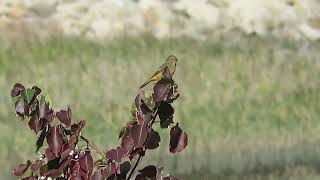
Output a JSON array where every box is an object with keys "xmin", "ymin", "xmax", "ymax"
[{"xmin": 139, "ymin": 55, "xmax": 178, "ymax": 89}]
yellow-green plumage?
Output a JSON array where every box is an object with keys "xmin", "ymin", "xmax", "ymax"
[{"xmin": 139, "ymin": 55, "xmax": 178, "ymax": 89}]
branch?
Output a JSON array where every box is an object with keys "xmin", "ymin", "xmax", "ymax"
[
  {"xmin": 127, "ymin": 154, "xmax": 142, "ymax": 180},
  {"xmin": 126, "ymin": 108, "xmax": 159, "ymax": 180}
]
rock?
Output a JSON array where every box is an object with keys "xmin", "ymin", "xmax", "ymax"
[
  {"xmin": 173, "ymin": 0, "xmax": 220, "ymax": 38},
  {"xmin": 0, "ymin": 0, "xmax": 320, "ymax": 40},
  {"xmin": 1, "ymin": 1, "xmax": 29, "ymax": 18},
  {"xmin": 139, "ymin": 0, "xmax": 175, "ymax": 38},
  {"xmin": 299, "ymin": 18, "xmax": 320, "ymax": 40}
]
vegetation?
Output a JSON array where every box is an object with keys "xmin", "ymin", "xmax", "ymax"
[
  {"xmin": 10, "ymin": 59, "xmax": 187, "ymax": 179},
  {"xmin": 1, "ymin": 34, "xmax": 320, "ymax": 179}
]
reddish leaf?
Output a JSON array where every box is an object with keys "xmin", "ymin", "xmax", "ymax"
[
  {"xmin": 118, "ymin": 161, "xmax": 131, "ymax": 178},
  {"xmin": 47, "ymin": 126, "xmax": 64, "ymax": 156},
  {"xmin": 31, "ymin": 160, "xmax": 43, "ymax": 173},
  {"xmin": 80, "ymin": 166, "xmax": 91, "ymax": 180},
  {"xmin": 11, "ymin": 83, "xmax": 25, "ymax": 97},
  {"xmin": 130, "ymin": 124, "xmax": 149, "ymax": 148},
  {"xmin": 70, "ymin": 176, "xmax": 83, "ymax": 180},
  {"xmin": 29, "ymin": 112, "xmax": 48, "ymax": 135},
  {"xmin": 140, "ymin": 103, "xmax": 152, "ymax": 116},
  {"xmin": 39, "ymin": 98, "xmax": 54, "ymax": 123},
  {"xmin": 56, "ymin": 107, "xmax": 72, "ymax": 127},
  {"xmin": 91, "ymin": 168, "xmax": 103, "ymax": 180},
  {"xmin": 158, "ymin": 102, "xmax": 174, "ymax": 128},
  {"xmin": 119, "ymin": 120, "xmax": 136, "ymax": 139},
  {"xmin": 21, "ymin": 176, "xmax": 38, "ymax": 180},
  {"xmin": 36, "ymin": 128, "xmax": 49, "ymax": 152},
  {"xmin": 78, "ymin": 151, "xmax": 93, "ymax": 173},
  {"xmin": 153, "ymin": 79, "xmax": 171, "ymax": 103},
  {"xmin": 45, "ymin": 168, "xmax": 63, "ymax": 178},
  {"xmin": 138, "ymin": 165, "xmax": 157, "ymax": 178},
  {"xmin": 61, "ymin": 139, "xmax": 76, "ymax": 160},
  {"xmin": 15, "ymin": 98, "xmax": 28, "ymax": 118},
  {"xmin": 120, "ymin": 128, "xmax": 135, "ymax": 155},
  {"xmin": 134, "ymin": 92, "xmax": 152, "ymax": 124},
  {"xmin": 39, "ymin": 100, "xmax": 47, "ymax": 119},
  {"xmin": 58, "ymin": 158, "xmax": 72, "ymax": 172},
  {"xmin": 39, "ymin": 163, "xmax": 47, "ymax": 176},
  {"xmin": 106, "ymin": 147, "xmax": 126, "ymax": 163},
  {"xmin": 28, "ymin": 110, "xmax": 42, "ymax": 134},
  {"xmin": 135, "ymin": 174, "xmax": 147, "ymax": 180},
  {"xmin": 70, "ymin": 162, "xmax": 83, "ymax": 180},
  {"xmin": 161, "ymin": 117, "xmax": 173, "ymax": 129},
  {"xmin": 136, "ymin": 111, "xmax": 144, "ymax": 125},
  {"xmin": 145, "ymin": 129, "xmax": 161, "ymax": 149},
  {"xmin": 129, "ymin": 147, "xmax": 143, "ymax": 158},
  {"xmin": 13, "ymin": 160, "xmax": 31, "ymax": 176},
  {"xmin": 136, "ymin": 107, "xmax": 152, "ymax": 125},
  {"xmin": 47, "ymin": 157, "xmax": 60, "ymax": 170},
  {"xmin": 134, "ymin": 92, "xmax": 144, "ymax": 110},
  {"xmin": 56, "ymin": 177, "xmax": 67, "ymax": 180},
  {"xmin": 45, "ymin": 110, "xmax": 55, "ymax": 123},
  {"xmin": 102, "ymin": 163, "xmax": 116, "ymax": 179},
  {"xmin": 45, "ymin": 147, "xmax": 57, "ymax": 161},
  {"xmin": 28, "ymin": 111, "xmax": 38, "ymax": 131},
  {"xmin": 169, "ymin": 124, "xmax": 188, "ymax": 153},
  {"xmin": 71, "ymin": 120, "xmax": 86, "ymax": 135},
  {"xmin": 135, "ymin": 92, "xmax": 152, "ymax": 113}
]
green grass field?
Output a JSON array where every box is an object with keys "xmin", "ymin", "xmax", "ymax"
[{"xmin": 1, "ymin": 34, "xmax": 320, "ymax": 179}]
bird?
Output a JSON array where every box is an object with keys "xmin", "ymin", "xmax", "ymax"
[{"xmin": 139, "ymin": 55, "xmax": 178, "ymax": 89}]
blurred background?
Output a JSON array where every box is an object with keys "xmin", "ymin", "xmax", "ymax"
[{"xmin": 1, "ymin": 0, "xmax": 320, "ymax": 179}]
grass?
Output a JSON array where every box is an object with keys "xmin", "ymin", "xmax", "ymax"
[{"xmin": 0, "ymin": 34, "xmax": 320, "ymax": 179}]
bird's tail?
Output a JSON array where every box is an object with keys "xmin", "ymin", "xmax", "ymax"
[{"xmin": 139, "ymin": 79, "xmax": 153, "ymax": 89}]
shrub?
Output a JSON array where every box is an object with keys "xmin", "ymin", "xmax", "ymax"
[{"xmin": 11, "ymin": 57, "xmax": 188, "ymax": 180}]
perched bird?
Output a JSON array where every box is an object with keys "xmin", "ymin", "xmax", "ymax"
[{"xmin": 139, "ymin": 55, "xmax": 178, "ymax": 89}]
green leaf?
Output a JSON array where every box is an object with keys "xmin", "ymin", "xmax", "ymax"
[
  {"xmin": 42, "ymin": 91, "xmax": 53, "ymax": 108},
  {"xmin": 22, "ymin": 88, "xmax": 36, "ymax": 103},
  {"xmin": 131, "ymin": 103, "xmax": 137, "ymax": 117},
  {"xmin": 11, "ymin": 96, "xmax": 22, "ymax": 106},
  {"xmin": 145, "ymin": 91, "xmax": 154, "ymax": 108}
]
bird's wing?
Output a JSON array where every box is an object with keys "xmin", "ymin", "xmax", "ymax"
[{"xmin": 139, "ymin": 63, "xmax": 168, "ymax": 89}]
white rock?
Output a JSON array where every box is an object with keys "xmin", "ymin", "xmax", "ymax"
[
  {"xmin": 0, "ymin": 0, "xmax": 320, "ymax": 40},
  {"xmin": 174, "ymin": 0, "xmax": 219, "ymax": 26},
  {"xmin": 299, "ymin": 22, "xmax": 320, "ymax": 40},
  {"xmin": 88, "ymin": 18, "xmax": 112, "ymax": 38},
  {"xmin": 139, "ymin": 0, "xmax": 175, "ymax": 38}
]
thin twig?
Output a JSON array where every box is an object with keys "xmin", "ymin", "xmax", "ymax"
[{"xmin": 80, "ymin": 135, "xmax": 105, "ymax": 159}]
